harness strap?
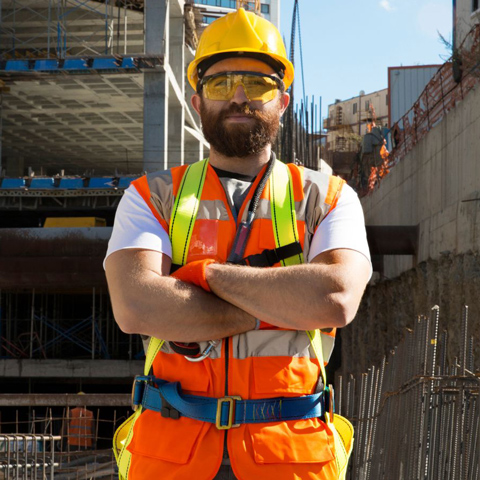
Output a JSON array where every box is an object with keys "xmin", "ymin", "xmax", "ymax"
[
  {"xmin": 239, "ymin": 241, "xmax": 303, "ymax": 267},
  {"xmin": 306, "ymin": 329, "xmax": 327, "ymax": 399},
  {"xmin": 169, "ymin": 159, "xmax": 209, "ymax": 267},
  {"xmin": 133, "ymin": 377, "xmax": 326, "ymax": 429},
  {"xmin": 270, "ymin": 160, "xmax": 304, "ymax": 266}
]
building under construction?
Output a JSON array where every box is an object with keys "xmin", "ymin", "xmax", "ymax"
[{"xmin": 0, "ymin": 0, "xmax": 479, "ymax": 477}]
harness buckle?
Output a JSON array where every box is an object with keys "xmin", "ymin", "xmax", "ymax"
[
  {"xmin": 216, "ymin": 396, "xmax": 242, "ymax": 430},
  {"xmin": 326, "ymin": 384, "xmax": 335, "ymax": 419},
  {"xmin": 131, "ymin": 375, "xmax": 151, "ymax": 412}
]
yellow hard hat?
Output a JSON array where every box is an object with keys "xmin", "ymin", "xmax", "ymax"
[{"xmin": 187, "ymin": 8, "xmax": 294, "ymax": 91}]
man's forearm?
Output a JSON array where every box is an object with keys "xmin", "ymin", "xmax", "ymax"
[
  {"xmin": 106, "ymin": 250, "xmax": 256, "ymax": 342},
  {"xmin": 205, "ymin": 250, "xmax": 370, "ymax": 330}
]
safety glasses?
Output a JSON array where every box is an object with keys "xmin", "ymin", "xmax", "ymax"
[{"xmin": 197, "ymin": 71, "xmax": 283, "ymax": 102}]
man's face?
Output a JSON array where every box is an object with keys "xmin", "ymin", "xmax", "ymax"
[{"xmin": 192, "ymin": 58, "xmax": 290, "ymax": 158}]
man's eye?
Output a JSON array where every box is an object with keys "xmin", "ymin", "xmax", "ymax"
[
  {"xmin": 246, "ymin": 78, "xmax": 266, "ymax": 86},
  {"xmin": 210, "ymin": 78, "xmax": 228, "ymax": 88}
]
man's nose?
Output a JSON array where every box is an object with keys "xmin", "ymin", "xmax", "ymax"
[{"xmin": 230, "ymin": 84, "xmax": 249, "ymax": 104}]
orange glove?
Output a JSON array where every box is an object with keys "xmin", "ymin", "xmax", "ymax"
[
  {"xmin": 171, "ymin": 259, "xmax": 216, "ymax": 292},
  {"xmin": 257, "ymin": 320, "xmax": 274, "ymax": 329}
]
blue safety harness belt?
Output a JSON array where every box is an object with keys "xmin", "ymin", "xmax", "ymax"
[{"xmin": 132, "ymin": 376, "xmax": 327, "ymax": 430}]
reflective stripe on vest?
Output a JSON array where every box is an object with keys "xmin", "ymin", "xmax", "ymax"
[
  {"xmin": 270, "ymin": 160, "xmax": 304, "ymax": 266},
  {"xmin": 169, "ymin": 159, "xmax": 209, "ymax": 267}
]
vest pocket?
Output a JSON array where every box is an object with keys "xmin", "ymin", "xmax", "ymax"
[
  {"xmin": 252, "ymin": 355, "xmax": 319, "ymax": 395},
  {"xmin": 128, "ymin": 410, "xmax": 210, "ymax": 464},
  {"xmin": 247, "ymin": 419, "xmax": 335, "ymax": 464}
]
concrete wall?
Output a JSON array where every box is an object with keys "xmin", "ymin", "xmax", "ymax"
[
  {"xmin": 339, "ymin": 80, "xmax": 480, "ymax": 377},
  {"xmin": 361, "ymin": 84, "xmax": 480, "ymax": 279}
]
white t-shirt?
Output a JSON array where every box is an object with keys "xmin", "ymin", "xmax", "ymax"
[{"xmin": 104, "ymin": 182, "xmax": 372, "ymax": 271}]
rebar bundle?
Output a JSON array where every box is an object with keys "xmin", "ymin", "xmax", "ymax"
[{"xmin": 338, "ymin": 305, "xmax": 480, "ymax": 480}]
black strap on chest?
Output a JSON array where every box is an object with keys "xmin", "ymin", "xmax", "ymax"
[{"xmin": 238, "ymin": 241, "xmax": 303, "ymax": 267}]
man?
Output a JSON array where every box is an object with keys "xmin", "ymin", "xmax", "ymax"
[
  {"xmin": 66, "ymin": 393, "xmax": 95, "ymax": 451},
  {"xmin": 105, "ymin": 8, "xmax": 371, "ymax": 480}
]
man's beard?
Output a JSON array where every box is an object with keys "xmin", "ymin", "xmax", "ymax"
[{"xmin": 199, "ymin": 100, "xmax": 282, "ymax": 158}]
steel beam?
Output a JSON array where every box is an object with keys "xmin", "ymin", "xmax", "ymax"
[
  {"xmin": 0, "ymin": 225, "xmax": 420, "ymax": 288},
  {"xmin": 0, "ymin": 359, "xmax": 143, "ymax": 378}
]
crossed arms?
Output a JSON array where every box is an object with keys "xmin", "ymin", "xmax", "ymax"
[{"xmin": 105, "ymin": 248, "xmax": 371, "ymax": 342}]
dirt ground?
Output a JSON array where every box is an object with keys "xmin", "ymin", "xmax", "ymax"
[{"xmin": 339, "ymin": 251, "xmax": 480, "ymax": 376}]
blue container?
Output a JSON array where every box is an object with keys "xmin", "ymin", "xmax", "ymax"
[
  {"xmin": 87, "ymin": 178, "xmax": 115, "ymax": 189},
  {"xmin": 93, "ymin": 57, "xmax": 118, "ymax": 70},
  {"xmin": 29, "ymin": 178, "xmax": 55, "ymax": 189},
  {"xmin": 0, "ymin": 178, "xmax": 26, "ymax": 189},
  {"xmin": 5, "ymin": 60, "xmax": 29, "ymax": 71},
  {"xmin": 59, "ymin": 178, "xmax": 85, "ymax": 189}
]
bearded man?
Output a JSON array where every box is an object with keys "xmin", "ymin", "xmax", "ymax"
[{"xmin": 105, "ymin": 8, "xmax": 371, "ymax": 480}]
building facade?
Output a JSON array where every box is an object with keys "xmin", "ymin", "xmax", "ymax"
[
  {"xmin": 455, "ymin": 0, "xmax": 480, "ymax": 48},
  {"xmin": 193, "ymin": 0, "xmax": 280, "ymax": 28},
  {"xmin": 323, "ymin": 89, "xmax": 388, "ymax": 177}
]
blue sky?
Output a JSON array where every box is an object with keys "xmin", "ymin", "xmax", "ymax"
[{"xmin": 280, "ymin": 0, "xmax": 453, "ymax": 120}]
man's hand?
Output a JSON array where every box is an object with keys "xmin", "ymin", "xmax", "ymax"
[{"xmin": 171, "ymin": 259, "xmax": 216, "ymax": 292}]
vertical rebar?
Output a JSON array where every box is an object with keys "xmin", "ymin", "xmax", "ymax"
[
  {"xmin": 29, "ymin": 289, "xmax": 35, "ymax": 358},
  {"xmin": 92, "ymin": 287, "xmax": 96, "ymax": 360},
  {"xmin": 354, "ymin": 373, "xmax": 367, "ymax": 479},
  {"xmin": 461, "ymin": 305, "xmax": 469, "ymax": 376},
  {"xmin": 424, "ymin": 306, "xmax": 440, "ymax": 479}
]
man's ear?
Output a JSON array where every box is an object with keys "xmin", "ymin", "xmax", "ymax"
[
  {"xmin": 191, "ymin": 94, "xmax": 202, "ymax": 116},
  {"xmin": 279, "ymin": 92, "xmax": 290, "ymax": 116}
]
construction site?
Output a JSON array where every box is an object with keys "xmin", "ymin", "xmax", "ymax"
[{"xmin": 0, "ymin": 0, "xmax": 479, "ymax": 478}]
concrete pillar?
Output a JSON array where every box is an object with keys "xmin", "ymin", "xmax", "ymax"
[
  {"xmin": 168, "ymin": 100, "xmax": 183, "ymax": 168},
  {"xmin": 0, "ymin": 96, "xmax": 3, "ymax": 174},
  {"xmin": 167, "ymin": 10, "xmax": 185, "ymax": 167},
  {"xmin": 143, "ymin": 0, "xmax": 169, "ymax": 172},
  {"xmin": 184, "ymin": 131, "xmax": 203, "ymax": 165},
  {"xmin": 144, "ymin": 72, "xmax": 168, "ymax": 172},
  {"xmin": 169, "ymin": 12, "xmax": 184, "ymax": 84}
]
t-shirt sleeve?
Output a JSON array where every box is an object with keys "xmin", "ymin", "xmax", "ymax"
[
  {"xmin": 308, "ymin": 184, "xmax": 372, "ymax": 269},
  {"xmin": 103, "ymin": 185, "xmax": 172, "ymax": 268}
]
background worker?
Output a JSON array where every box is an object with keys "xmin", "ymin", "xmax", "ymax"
[
  {"xmin": 105, "ymin": 9, "xmax": 371, "ymax": 480},
  {"xmin": 67, "ymin": 392, "xmax": 94, "ymax": 451}
]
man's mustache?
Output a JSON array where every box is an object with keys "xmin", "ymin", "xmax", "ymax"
[{"xmin": 221, "ymin": 103, "xmax": 264, "ymax": 119}]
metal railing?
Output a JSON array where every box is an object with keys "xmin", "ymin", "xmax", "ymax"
[
  {"xmin": 363, "ymin": 23, "xmax": 480, "ymax": 195},
  {"xmin": 0, "ymin": 434, "xmax": 59, "ymax": 480},
  {"xmin": 337, "ymin": 305, "xmax": 480, "ymax": 479}
]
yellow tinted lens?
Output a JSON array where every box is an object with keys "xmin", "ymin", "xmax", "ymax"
[
  {"xmin": 203, "ymin": 73, "xmax": 279, "ymax": 102},
  {"xmin": 204, "ymin": 75, "xmax": 233, "ymax": 99},
  {"xmin": 241, "ymin": 75, "xmax": 277, "ymax": 101}
]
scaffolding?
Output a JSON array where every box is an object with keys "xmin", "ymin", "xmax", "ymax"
[
  {"xmin": 0, "ymin": 290, "xmax": 143, "ymax": 360},
  {"xmin": 0, "ymin": 0, "xmax": 145, "ymax": 60}
]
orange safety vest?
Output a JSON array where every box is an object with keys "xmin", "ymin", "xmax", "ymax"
[
  {"xmin": 68, "ymin": 407, "xmax": 94, "ymax": 447},
  {"xmin": 122, "ymin": 160, "xmax": 345, "ymax": 480}
]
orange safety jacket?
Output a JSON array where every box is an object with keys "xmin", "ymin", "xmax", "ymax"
[
  {"xmin": 68, "ymin": 407, "xmax": 94, "ymax": 447},
  {"xmin": 123, "ymin": 160, "xmax": 344, "ymax": 480}
]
